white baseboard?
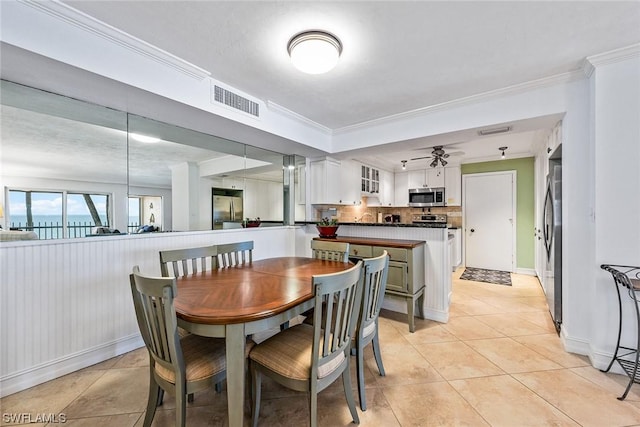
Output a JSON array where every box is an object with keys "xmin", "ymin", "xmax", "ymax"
[
  {"xmin": 0, "ymin": 334, "xmax": 144, "ymax": 398},
  {"xmin": 561, "ymin": 328, "xmax": 625, "ymax": 375},
  {"xmin": 515, "ymin": 268, "xmax": 536, "ymax": 276},
  {"xmin": 422, "ymin": 307, "xmax": 449, "ymax": 323}
]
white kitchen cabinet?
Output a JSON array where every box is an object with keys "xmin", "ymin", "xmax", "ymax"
[
  {"xmin": 407, "ymin": 167, "xmax": 445, "ymax": 188},
  {"xmin": 366, "ymin": 168, "xmax": 394, "ymax": 206},
  {"xmin": 360, "ymin": 164, "xmax": 381, "ymax": 195},
  {"xmin": 426, "ymin": 167, "xmax": 445, "ymax": 187},
  {"xmin": 407, "ymin": 170, "xmax": 425, "ymax": 189},
  {"xmin": 444, "ymin": 166, "xmax": 461, "ymax": 206},
  {"xmin": 380, "ymin": 169, "xmax": 395, "ymax": 206},
  {"xmin": 221, "ymin": 176, "xmax": 245, "ymax": 190},
  {"xmin": 340, "ymin": 160, "xmax": 362, "ymax": 205},
  {"xmin": 394, "ymin": 171, "xmax": 409, "ymax": 206},
  {"xmin": 450, "ymin": 228, "xmax": 462, "ymax": 270},
  {"xmin": 310, "ymin": 158, "xmax": 341, "ymax": 204},
  {"xmin": 310, "ymin": 158, "xmax": 360, "ymax": 205}
]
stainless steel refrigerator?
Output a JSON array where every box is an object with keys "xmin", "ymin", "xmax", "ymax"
[
  {"xmin": 543, "ymin": 145, "xmax": 562, "ymax": 333},
  {"xmin": 212, "ymin": 188, "xmax": 243, "ymax": 229}
]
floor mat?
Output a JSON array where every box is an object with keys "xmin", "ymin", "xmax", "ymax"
[{"xmin": 460, "ymin": 267, "xmax": 512, "ymax": 286}]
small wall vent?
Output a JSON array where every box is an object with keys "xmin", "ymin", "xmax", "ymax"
[{"xmin": 213, "ymin": 85, "xmax": 259, "ymax": 117}]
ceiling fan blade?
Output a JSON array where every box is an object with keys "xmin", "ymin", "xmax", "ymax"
[
  {"xmin": 446, "ymin": 150, "xmax": 465, "ymax": 156},
  {"xmin": 410, "ymin": 156, "xmax": 432, "ymax": 161}
]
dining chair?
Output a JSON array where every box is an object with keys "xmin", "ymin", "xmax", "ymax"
[
  {"xmin": 249, "ymin": 261, "xmax": 364, "ymax": 427},
  {"xmin": 311, "ymin": 240, "xmax": 350, "ymax": 262},
  {"xmin": 159, "ymin": 245, "xmax": 218, "ymax": 277},
  {"xmin": 129, "ymin": 266, "xmax": 227, "ymax": 427},
  {"xmin": 216, "ymin": 240, "xmax": 254, "ymax": 267},
  {"xmin": 353, "ymin": 250, "xmax": 389, "ymax": 411}
]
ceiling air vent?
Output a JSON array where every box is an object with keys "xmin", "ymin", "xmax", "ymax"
[
  {"xmin": 478, "ymin": 126, "xmax": 511, "ymax": 136},
  {"xmin": 213, "ymin": 85, "xmax": 260, "ymax": 117}
]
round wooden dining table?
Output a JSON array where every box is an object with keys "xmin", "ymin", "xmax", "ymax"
[{"xmin": 174, "ymin": 257, "xmax": 352, "ymax": 427}]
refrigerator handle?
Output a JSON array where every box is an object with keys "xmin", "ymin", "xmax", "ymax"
[{"xmin": 231, "ymin": 200, "xmax": 235, "ymax": 221}]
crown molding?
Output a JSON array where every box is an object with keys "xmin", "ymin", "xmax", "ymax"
[
  {"xmin": 333, "ymin": 70, "xmax": 583, "ymax": 136},
  {"xmin": 19, "ymin": 0, "xmax": 211, "ymax": 80},
  {"xmin": 585, "ymin": 43, "xmax": 640, "ymax": 70},
  {"xmin": 266, "ymin": 100, "xmax": 332, "ymax": 135}
]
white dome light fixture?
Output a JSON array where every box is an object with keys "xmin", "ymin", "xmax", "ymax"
[{"xmin": 287, "ymin": 30, "xmax": 342, "ymax": 74}]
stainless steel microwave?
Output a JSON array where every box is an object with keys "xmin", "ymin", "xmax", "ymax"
[{"xmin": 408, "ymin": 187, "xmax": 446, "ymax": 207}]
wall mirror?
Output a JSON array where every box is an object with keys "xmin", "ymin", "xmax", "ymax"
[{"xmin": 0, "ymin": 80, "xmax": 298, "ymax": 239}]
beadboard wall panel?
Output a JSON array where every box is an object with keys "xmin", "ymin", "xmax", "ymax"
[
  {"xmin": 0, "ymin": 227, "xmax": 295, "ymax": 397},
  {"xmin": 298, "ymin": 225, "xmax": 451, "ymax": 323}
]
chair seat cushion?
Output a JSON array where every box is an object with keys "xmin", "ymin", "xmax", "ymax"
[
  {"xmin": 249, "ymin": 324, "xmax": 345, "ymax": 380},
  {"xmin": 155, "ymin": 335, "xmax": 251, "ymax": 384},
  {"xmin": 361, "ymin": 321, "xmax": 376, "ymax": 339}
]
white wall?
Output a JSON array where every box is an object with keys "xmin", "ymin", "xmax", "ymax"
[{"xmin": 590, "ymin": 56, "xmax": 640, "ymax": 368}]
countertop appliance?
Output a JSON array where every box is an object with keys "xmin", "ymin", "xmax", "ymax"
[
  {"xmin": 212, "ymin": 188, "xmax": 243, "ymax": 230},
  {"xmin": 384, "ymin": 214, "xmax": 401, "ymax": 223},
  {"xmin": 543, "ymin": 145, "xmax": 562, "ymax": 333},
  {"xmin": 412, "ymin": 214, "xmax": 447, "ymax": 224},
  {"xmin": 408, "ymin": 187, "xmax": 445, "ymax": 207}
]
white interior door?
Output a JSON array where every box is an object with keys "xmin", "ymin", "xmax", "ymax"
[{"xmin": 463, "ymin": 171, "xmax": 515, "ymax": 272}]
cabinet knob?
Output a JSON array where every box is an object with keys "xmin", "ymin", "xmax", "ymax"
[{"xmin": 470, "ymin": 228, "xmax": 475, "ymax": 233}]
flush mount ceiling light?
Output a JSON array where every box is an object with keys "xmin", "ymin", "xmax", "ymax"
[
  {"xmin": 499, "ymin": 146, "xmax": 508, "ymax": 159},
  {"xmin": 130, "ymin": 133, "xmax": 160, "ymax": 143},
  {"xmin": 287, "ymin": 30, "xmax": 342, "ymax": 74}
]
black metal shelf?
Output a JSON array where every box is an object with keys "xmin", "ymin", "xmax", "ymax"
[{"xmin": 601, "ymin": 264, "xmax": 640, "ymax": 400}]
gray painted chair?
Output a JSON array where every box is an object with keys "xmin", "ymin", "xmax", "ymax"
[
  {"xmin": 159, "ymin": 245, "xmax": 218, "ymax": 277},
  {"xmin": 353, "ymin": 251, "xmax": 390, "ymax": 411},
  {"xmin": 311, "ymin": 240, "xmax": 350, "ymax": 262},
  {"xmin": 129, "ymin": 266, "xmax": 227, "ymax": 427},
  {"xmin": 216, "ymin": 241, "xmax": 254, "ymax": 267},
  {"xmin": 249, "ymin": 261, "xmax": 364, "ymax": 427}
]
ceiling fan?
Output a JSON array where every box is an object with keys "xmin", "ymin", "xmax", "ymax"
[{"xmin": 410, "ymin": 145, "xmax": 463, "ymax": 167}]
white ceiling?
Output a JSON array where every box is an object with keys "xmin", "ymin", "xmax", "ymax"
[
  {"xmin": 3, "ymin": 1, "xmax": 640, "ymax": 179},
  {"xmin": 64, "ymin": 1, "xmax": 640, "ymax": 129}
]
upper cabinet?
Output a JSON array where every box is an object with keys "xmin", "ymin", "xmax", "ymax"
[
  {"xmin": 394, "ymin": 171, "xmax": 409, "ymax": 206},
  {"xmin": 444, "ymin": 166, "xmax": 461, "ymax": 206},
  {"xmin": 407, "ymin": 167, "xmax": 445, "ymax": 188},
  {"xmin": 309, "ymin": 158, "xmax": 360, "ymax": 205},
  {"xmin": 360, "ymin": 164, "xmax": 380, "ymax": 195},
  {"xmin": 365, "ymin": 168, "xmax": 394, "ymax": 207}
]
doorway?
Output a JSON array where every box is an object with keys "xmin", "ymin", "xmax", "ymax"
[{"xmin": 463, "ymin": 171, "xmax": 516, "ymax": 272}]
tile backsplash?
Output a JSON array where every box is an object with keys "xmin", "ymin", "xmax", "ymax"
[{"xmin": 314, "ymin": 198, "xmax": 462, "ymax": 228}]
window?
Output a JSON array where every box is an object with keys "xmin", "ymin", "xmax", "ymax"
[{"xmin": 8, "ymin": 190, "xmax": 111, "ymax": 239}]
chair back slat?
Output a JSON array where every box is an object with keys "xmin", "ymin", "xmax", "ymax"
[
  {"xmin": 311, "ymin": 240, "xmax": 350, "ymax": 262},
  {"xmin": 359, "ymin": 251, "xmax": 390, "ymax": 334},
  {"xmin": 130, "ymin": 266, "xmax": 183, "ymax": 371},
  {"xmin": 312, "ymin": 261, "xmax": 364, "ymax": 376},
  {"xmin": 216, "ymin": 241, "xmax": 254, "ymax": 268},
  {"xmin": 160, "ymin": 245, "xmax": 218, "ymax": 277}
]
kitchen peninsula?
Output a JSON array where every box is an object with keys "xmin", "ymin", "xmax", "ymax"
[{"xmin": 298, "ymin": 221, "xmax": 452, "ymax": 324}]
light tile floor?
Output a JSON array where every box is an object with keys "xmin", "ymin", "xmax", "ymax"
[{"xmin": 3, "ymin": 268, "xmax": 640, "ymax": 426}]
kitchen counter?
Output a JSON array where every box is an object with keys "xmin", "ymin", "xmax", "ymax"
[
  {"xmin": 296, "ymin": 221, "xmax": 446, "ymax": 228},
  {"xmin": 313, "ymin": 236, "xmax": 426, "ymax": 249}
]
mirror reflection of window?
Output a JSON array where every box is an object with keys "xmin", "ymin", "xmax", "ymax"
[{"xmin": 1, "ymin": 80, "xmax": 306, "ymax": 237}]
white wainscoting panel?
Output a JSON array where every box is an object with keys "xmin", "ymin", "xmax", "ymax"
[{"xmin": 0, "ymin": 227, "xmax": 295, "ymax": 397}]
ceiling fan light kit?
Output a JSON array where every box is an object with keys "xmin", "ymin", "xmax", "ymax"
[{"xmin": 410, "ymin": 145, "xmax": 453, "ymax": 168}]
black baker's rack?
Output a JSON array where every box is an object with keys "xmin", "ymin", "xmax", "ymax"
[{"xmin": 600, "ymin": 264, "xmax": 640, "ymax": 400}]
